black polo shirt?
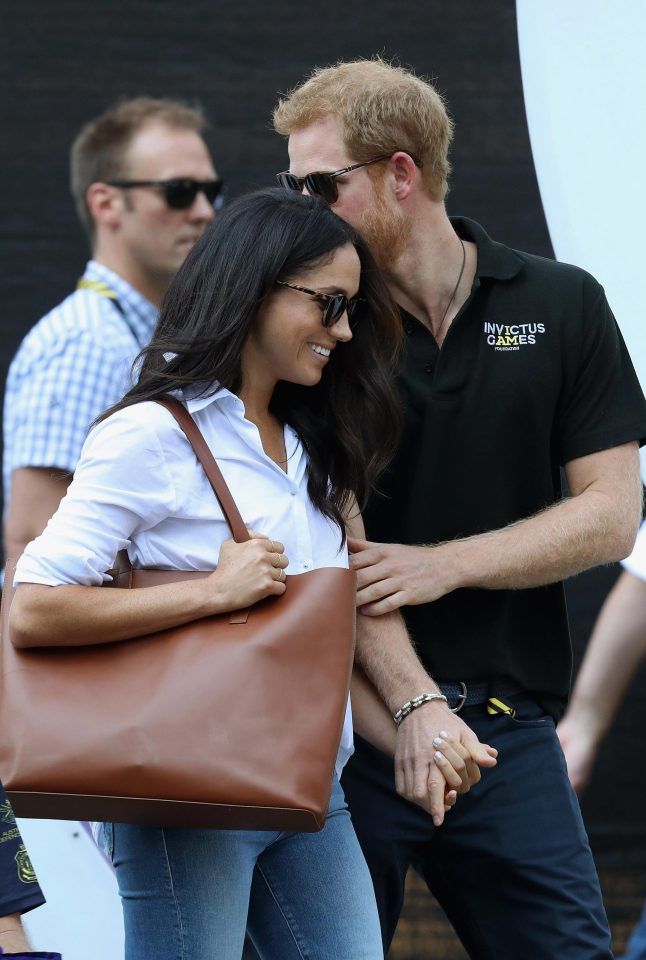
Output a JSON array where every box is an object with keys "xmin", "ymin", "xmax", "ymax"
[
  {"xmin": 0, "ymin": 780, "xmax": 45, "ymax": 915},
  {"xmin": 363, "ymin": 218, "xmax": 646, "ymax": 719}
]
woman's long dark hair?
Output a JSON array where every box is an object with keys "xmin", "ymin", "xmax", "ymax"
[{"xmin": 103, "ymin": 188, "xmax": 402, "ymax": 535}]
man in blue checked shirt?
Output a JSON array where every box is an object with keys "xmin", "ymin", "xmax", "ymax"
[{"xmin": 3, "ymin": 97, "xmax": 221, "ymax": 561}]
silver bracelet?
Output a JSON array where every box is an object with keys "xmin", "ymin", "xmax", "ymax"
[{"xmin": 393, "ymin": 693, "xmax": 448, "ymax": 727}]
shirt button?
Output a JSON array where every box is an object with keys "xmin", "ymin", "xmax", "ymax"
[
  {"xmin": 303, "ymin": 561, "xmax": 311, "ymax": 569},
  {"xmin": 290, "ymin": 490, "xmax": 297, "ymax": 496},
  {"xmin": 405, "ymin": 326, "xmax": 413, "ymax": 335},
  {"xmin": 424, "ymin": 365, "xmax": 433, "ymax": 374}
]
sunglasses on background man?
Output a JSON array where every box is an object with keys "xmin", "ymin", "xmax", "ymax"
[{"xmin": 107, "ymin": 177, "xmax": 225, "ymax": 210}]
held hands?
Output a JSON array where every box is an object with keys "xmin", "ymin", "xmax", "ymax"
[
  {"xmin": 348, "ymin": 538, "xmax": 458, "ymax": 616},
  {"xmin": 395, "ymin": 701, "xmax": 498, "ymax": 825},
  {"xmin": 209, "ymin": 531, "xmax": 289, "ymax": 611}
]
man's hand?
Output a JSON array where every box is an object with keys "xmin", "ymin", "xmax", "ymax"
[
  {"xmin": 556, "ymin": 713, "xmax": 598, "ymax": 794},
  {"xmin": 349, "ymin": 537, "xmax": 457, "ymax": 615},
  {"xmin": 395, "ymin": 701, "xmax": 498, "ymax": 825}
]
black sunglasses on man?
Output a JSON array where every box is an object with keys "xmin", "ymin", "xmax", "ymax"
[
  {"xmin": 276, "ymin": 152, "xmax": 421, "ymax": 205},
  {"xmin": 107, "ymin": 177, "xmax": 225, "ymax": 210}
]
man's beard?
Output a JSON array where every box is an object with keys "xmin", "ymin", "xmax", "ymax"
[{"xmin": 356, "ymin": 181, "xmax": 411, "ymax": 271}]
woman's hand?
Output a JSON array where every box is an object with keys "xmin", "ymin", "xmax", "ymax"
[
  {"xmin": 208, "ymin": 534, "xmax": 289, "ymax": 611},
  {"xmin": 394, "ymin": 703, "xmax": 498, "ymax": 825}
]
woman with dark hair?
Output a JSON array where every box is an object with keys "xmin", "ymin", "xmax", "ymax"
[{"xmin": 9, "ymin": 189, "xmax": 458, "ymax": 959}]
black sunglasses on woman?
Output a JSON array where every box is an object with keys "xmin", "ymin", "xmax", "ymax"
[{"xmin": 276, "ymin": 280, "xmax": 365, "ymax": 328}]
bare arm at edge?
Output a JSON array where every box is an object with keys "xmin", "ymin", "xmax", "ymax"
[
  {"xmin": 0, "ymin": 913, "xmax": 33, "ymax": 952},
  {"xmin": 557, "ymin": 569, "xmax": 646, "ymax": 791}
]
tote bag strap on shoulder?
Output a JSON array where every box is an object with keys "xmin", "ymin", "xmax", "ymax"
[{"xmin": 155, "ymin": 396, "xmax": 250, "ymax": 544}]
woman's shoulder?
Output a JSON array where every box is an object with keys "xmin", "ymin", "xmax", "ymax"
[
  {"xmin": 82, "ymin": 401, "xmax": 189, "ymax": 467},
  {"xmin": 91, "ymin": 400, "xmax": 184, "ymax": 439}
]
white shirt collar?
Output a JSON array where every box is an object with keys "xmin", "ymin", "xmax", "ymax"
[{"xmin": 174, "ymin": 384, "xmax": 240, "ymax": 414}]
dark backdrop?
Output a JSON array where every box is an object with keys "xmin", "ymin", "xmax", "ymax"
[{"xmin": 2, "ymin": 0, "xmax": 644, "ymax": 949}]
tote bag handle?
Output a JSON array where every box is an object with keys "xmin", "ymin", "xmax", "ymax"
[{"xmin": 156, "ymin": 396, "xmax": 250, "ymax": 544}]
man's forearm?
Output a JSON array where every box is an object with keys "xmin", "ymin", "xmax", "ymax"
[
  {"xmin": 4, "ymin": 466, "xmax": 71, "ymax": 560},
  {"xmin": 450, "ymin": 442, "xmax": 642, "ymax": 593},
  {"xmin": 448, "ymin": 491, "xmax": 636, "ymax": 594},
  {"xmin": 350, "ymin": 666, "xmax": 397, "ymax": 754},
  {"xmin": 352, "ymin": 442, "xmax": 642, "ymax": 615},
  {"xmin": 353, "ymin": 609, "xmax": 440, "ymax": 712},
  {"xmin": 352, "ymin": 606, "xmax": 498, "ymax": 825}
]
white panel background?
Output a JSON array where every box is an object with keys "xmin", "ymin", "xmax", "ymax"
[
  {"xmin": 517, "ymin": 0, "xmax": 646, "ymax": 472},
  {"xmin": 17, "ymin": 818, "xmax": 123, "ymax": 958}
]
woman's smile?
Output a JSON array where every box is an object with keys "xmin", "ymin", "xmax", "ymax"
[{"xmin": 307, "ymin": 341, "xmax": 333, "ymax": 360}]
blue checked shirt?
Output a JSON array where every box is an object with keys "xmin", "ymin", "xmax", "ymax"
[{"xmin": 3, "ymin": 261, "xmax": 157, "ymax": 507}]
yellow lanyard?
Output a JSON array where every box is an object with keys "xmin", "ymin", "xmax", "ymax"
[
  {"xmin": 486, "ymin": 696, "xmax": 516, "ymax": 718},
  {"xmin": 76, "ymin": 278, "xmax": 144, "ymax": 347}
]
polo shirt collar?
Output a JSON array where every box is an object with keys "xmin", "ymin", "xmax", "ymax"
[
  {"xmin": 449, "ymin": 217, "xmax": 524, "ymax": 281},
  {"xmin": 84, "ymin": 260, "xmax": 158, "ymax": 344}
]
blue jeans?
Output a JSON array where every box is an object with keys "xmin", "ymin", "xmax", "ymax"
[
  {"xmin": 97, "ymin": 776, "xmax": 382, "ymax": 960},
  {"xmin": 621, "ymin": 900, "xmax": 646, "ymax": 960},
  {"xmin": 342, "ymin": 694, "xmax": 613, "ymax": 959}
]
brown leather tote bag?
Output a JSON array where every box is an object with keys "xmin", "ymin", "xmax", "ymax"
[{"xmin": 0, "ymin": 398, "xmax": 356, "ymax": 831}]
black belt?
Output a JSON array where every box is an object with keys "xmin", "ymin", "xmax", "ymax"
[{"xmin": 437, "ymin": 681, "xmax": 519, "ymax": 717}]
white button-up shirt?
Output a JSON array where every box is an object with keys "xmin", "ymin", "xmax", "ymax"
[{"xmin": 16, "ymin": 388, "xmax": 354, "ymax": 773}]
